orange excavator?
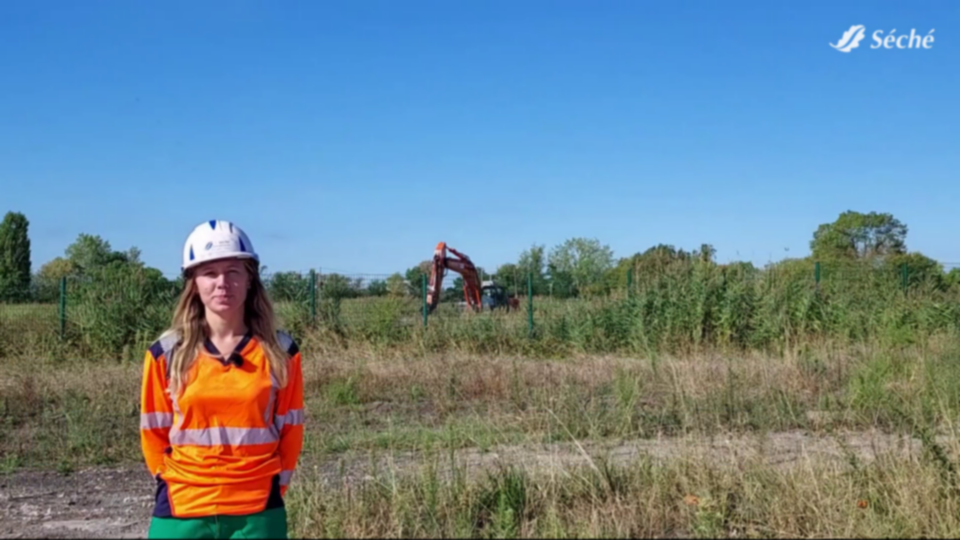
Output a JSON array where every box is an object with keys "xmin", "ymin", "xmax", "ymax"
[{"xmin": 425, "ymin": 242, "xmax": 482, "ymax": 314}]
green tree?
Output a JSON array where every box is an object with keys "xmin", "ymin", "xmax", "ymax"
[
  {"xmin": 404, "ymin": 261, "xmax": 431, "ymax": 298},
  {"xmin": 0, "ymin": 211, "xmax": 32, "ymax": 302},
  {"xmin": 611, "ymin": 243, "xmax": 697, "ymax": 289},
  {"xmin": 266, "ymin": 271, "xmax": 310, "ymax": 302},
  {"xmin": 320, "ymin": 273, "xmax": 357, "ymax": 300},
  {"xmin": 546, "ymin": 237, "xmax": 615, "ymax": 297},
  {"xmin": 494, "ymin": 263, "xmax": 524, "ymax": 295},
  {"xmin": 810, "ymin": 210, "xmax": 907, "ymax": 261},
  {"xmin": 71, "ymin": 259, "xmax": 177, "ymax": 359},
  {"xmin": 365, "ymin": 279, "xmax": 388, "ymax": 297},
  {"xmin": 442, "ymin": 276, "xmax": 465, "ymax": 302},
  {"xmin": 385, "ymin": 273, "xmax": 408, "ymax": 297},
  {"xmin": 32, "ymin": 257, "xmax": 76, "ymax": 303},
  {"xmin": 517, "ymin": 244, "xmax": 548, "ymax": 296},
  {"xmin": 125, "ymin": 246, "xmax": 143, "ymax": 265},
  {"xmin": 65, "ymin": 233, "xmax": 129, "ymax": 274}
]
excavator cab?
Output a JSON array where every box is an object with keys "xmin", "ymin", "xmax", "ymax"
[{"xmin": 481, "ymin": 281, "xmax": 512, "ymax": 311}]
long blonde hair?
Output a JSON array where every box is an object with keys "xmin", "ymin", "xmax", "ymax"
[{"xmin": 163, "ymin": 258, "xmax": 290, "ymax": 398}]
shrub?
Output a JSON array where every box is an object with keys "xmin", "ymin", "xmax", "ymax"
[{"xmin": 66, "ymin": 262, "xmax": 177, "ymax": 360}]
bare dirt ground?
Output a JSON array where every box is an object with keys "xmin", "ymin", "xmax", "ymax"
[{"xmin": 0, "ymin": 428, "xmax": 948, "ymax": 539}]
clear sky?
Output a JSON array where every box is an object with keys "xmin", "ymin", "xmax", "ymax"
[{"xmin": 2, "ymin": 0, "xmax": 957, "ymax": 278}]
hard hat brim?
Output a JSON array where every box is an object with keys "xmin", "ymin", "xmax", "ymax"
[{"xmin": 181, "ymin": 252, "xmax": 259, "ymax": 273}]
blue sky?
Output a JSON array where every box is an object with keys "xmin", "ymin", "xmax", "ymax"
[{"xmin": 1, "ymin": 0, "xmax": 957, "ymax": 278}]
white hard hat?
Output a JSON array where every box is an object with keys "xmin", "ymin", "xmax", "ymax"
[{"xmin": 181, "ymin": 220, "xmax": 259, "ymax": 272}]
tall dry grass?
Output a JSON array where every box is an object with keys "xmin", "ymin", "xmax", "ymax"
[
  {"xmin": 3, "ymin": 335, "xmax": 959, "ymax": 474},
  {"xmin": 284, "ymin": 439, "xmax": 960, "ymax": 538}
]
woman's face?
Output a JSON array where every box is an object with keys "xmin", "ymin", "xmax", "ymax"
[{"xmin": 193, "ymin": 258, "xmax": 251, "ymax": 317}]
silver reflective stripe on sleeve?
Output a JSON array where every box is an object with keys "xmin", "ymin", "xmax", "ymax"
[
  {"xmin": 279, "ymin": 469, "xmax": 294, "ymax": 486},
  {"xmin": 140, "ymin": 412, "xmax": 173, "ymax": 430},
  {"xmin": 274, "ymin": 409, "xmax": 304, "ymax": 432}
]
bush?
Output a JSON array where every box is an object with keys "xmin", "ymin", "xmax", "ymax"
[{"xmin": 66, "ymin": 262, "xmax": 177, "ymax": 360}]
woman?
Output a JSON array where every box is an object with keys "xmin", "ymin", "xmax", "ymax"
[{"xmin": 139, "ymin": 220, "xmax": 304, "ymax": 539}]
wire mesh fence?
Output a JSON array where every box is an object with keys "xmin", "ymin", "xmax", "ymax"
[{"xmin": 2, "ymin": 258, "xmax": 960, "ymax": 361}]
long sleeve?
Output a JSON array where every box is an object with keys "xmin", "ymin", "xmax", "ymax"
[
  {"xmin": 273, "ymin": 347, "xmax": 305, "ymax": 496},
  {"xmin": 140, "ymin": 347, "xmax": 173, "ymax": 477}
]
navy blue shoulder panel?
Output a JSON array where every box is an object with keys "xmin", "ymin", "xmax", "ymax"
[
  {"xmin": 148, "ymin": 340, "xmax": 166, "ymax": 362},
  {"xmin": 148, "ymin": 332, "xmax": 180, "ymax": 361}
]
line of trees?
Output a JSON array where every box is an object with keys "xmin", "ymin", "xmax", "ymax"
[
  {"xmin": 344, "ymin": 210, "xmax": 960, "ymax": 301},
  {"xmin": 1, "ymin": 209, "xmax": 959, "ymax": 305}
]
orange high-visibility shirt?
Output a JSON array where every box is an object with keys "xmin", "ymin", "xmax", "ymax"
[{"xmin": 139, "ymin": 329, "xmax": 304, "ymax": 519}]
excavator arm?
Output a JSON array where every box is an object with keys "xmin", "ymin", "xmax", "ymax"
[{"xmin": 425, "ymin": 242, "xmax": 482, "ymax": 314}]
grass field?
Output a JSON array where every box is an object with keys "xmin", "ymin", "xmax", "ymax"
[
  {"xmin": 4, "ymin": 335, "xmax": 960, "ymax": 537},
  {"xmin": 3, "ymin": 260, "xmax": 960, "ymax": 537}
]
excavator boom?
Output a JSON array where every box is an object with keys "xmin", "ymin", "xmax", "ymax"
[{"xmin": 425, "ymin": 242, "xmax": 482, "ymax": 314}]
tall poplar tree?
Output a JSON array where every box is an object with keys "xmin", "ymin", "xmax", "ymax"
[{"xmin": 0, "ymin": 211, "xmax": 32, "ymax": 302}]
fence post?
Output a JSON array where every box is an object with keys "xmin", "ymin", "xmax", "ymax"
[
  {"xmin": 308, "ymin": 269, "xmax": 317, "ymax": 326},
  {"xmin": 814, "ymin": 261, "xmax": 820, "ymax": 293},
  {"xmin": 901, "ymin": 263, "xmax": 908, "ymax": 294},
  {"xmin": 421, "ymin": 272, "xmax": 428, "ymax": 327},
  {"xmin": 627, "ymin": 267, "xmax": 633, "ymax": 296},
  {"xmin": 527, "ymin": 271, "xmax": 534, "ymax": 338},
  {"xmin": 58, "ymin": 276, "xmax": 66, "ymax": 340}
]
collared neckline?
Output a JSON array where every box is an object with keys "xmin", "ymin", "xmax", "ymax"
[{"xmin": 203, "ymin": 331, "xmax": 253, "ymax": 367}]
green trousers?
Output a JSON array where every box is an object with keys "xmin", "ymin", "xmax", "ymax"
[{"xmin": 147, "ymin": 507, "xmax": 287, "ymax": 539}]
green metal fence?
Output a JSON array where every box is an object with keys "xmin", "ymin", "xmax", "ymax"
[{"xmin": 1, "ymin": 259, "xmax": 959, "ymax": 361}]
